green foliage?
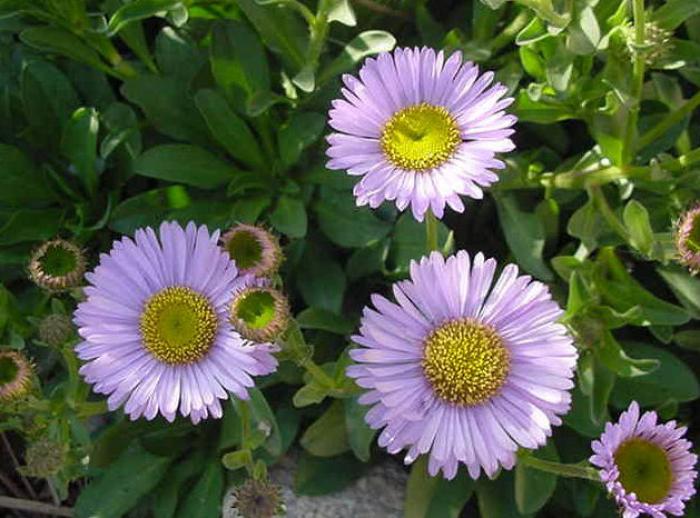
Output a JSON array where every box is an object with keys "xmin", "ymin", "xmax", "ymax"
[{"xmin": 0, "ymin": 0, "xmax": 699, "ymax": 516}]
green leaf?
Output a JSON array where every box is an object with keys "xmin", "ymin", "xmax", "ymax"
[
  {"xmin": 318, "ymin": 30, "xmax": 396, "ymax": 84},
  {"xmin": 405, "ymin": 457, "xmax": 439, "ymax": 518},
  {"xmin": 611, "ymin": 342, "xmax": 700, "ymax": 407},
  {"xmin": 277, "ymin": 112, "xmax": 325, "ymax": 167},
  {"xmin": 296, "ymin": 307, "xmax": 354, "ymax": 335},
  {"xmin": 567, "ymin": 6, "xmax": 601, "ymax": 55},
  {"xmin": 597, "ymin": 331, "xmax": 659, "ymax": 377},
  {"xmin": 0, "ymin": 144, "xmax": 56, "ymax": 207},
  {"xmin": 651, "ymin": 0, "xmax": 700, "ymax": 30},
  {"xmin": 327, "ymin": 0, "xmax": 356, "ymax": 26},
  {"xmin": 269, "ymin": 195, "xmax": 307, "ymax": 238},
  {"xmin": 405, "ymin": 456, "xmax": 474, "ymax": 518},
  {"xmin": 315, "ymin": 187, "xmax": 392, "ymax": 248},
  {"xmin": 61, "ymin": 107, "xmax": 99, "ymax": 195},
  {"xmin": 343, "ymin": 397, "xmax": 375, "ymax": 462},
  {"xmin": 426, "ymin": 476, "xmax": 475, "ymax": 518},
  {"xmin": 564, "ymin": 386, "xmax": 605, "ymax": 438},
  {"xmin": 20, "ymin": 26, "xmax": 105, "ymax": 70},
  {"xmin": 513, "ymin": 91, "xmax": 575, "ymax": 123},
  {"xmin": 155, "ymin": 27, "xmax": 204, "ymax": 82},
  {"xmin": 296, "ymin": 242, "xmax": 346, "ymax": 314},
  {"xmin": 515, "ymin": 17, "xmax": 549, "ymax": 46},
  {"xmin": 101, "ymin": 102, "xmax": 141, "ymax": 159},
  {"xmin": 74, "ymin": 444, "xmax": 172, "ymax": 518},
  {"xmin": 210, "ymin": 20, "xmax": 270, "ymax": 111},
  {"xmin": 515, "ymin": 443, "xmax": 559, "ymax": 514},
  {"xmin": 674, "ymin": 330, "xmax": 700, "ymax": 352},
  {"xmin": 107, "ymin": 0, "xmax": 182, "ymax": 35},
  {"xmin": 0, "ymin": 209, "xmax": 63, "ymax": 245},
  {"xmin": 295, "ymin": 452, "xmax": 365, "ymax": 496},
  {"xmin": 494, "ymin": 193, "xmax": 553, "ymax": 280},
  {"xmin": 301, "ymin": 400, "xmax": 350, "ymax": 457},
  {"xmin": 389, "ymin": 213, "xmax": 450, "ymax": 272},
  {"xmin": 293, "ymin": 380, "xmax": 330, "ymax": 408},
  {"xmin": 109, "ymin": 186, "xmax": 190, "ymax": 235},
  {"xmin": 174, "ymin": 461, "xmax": 223, "ymax": 518},
  {"xmin": 477, "ymin": 472, "xmax": 530, "ymax": 518},
  {"xmin": 623, "ymin": 201, "xmax": 654, "ymax": 256},
  {"xmin": 134, "ymin": 145, "xmax": 234, "ymax": 188},
  {"xmin": 152, "ymin": 452, "xmax": 206, "ymax": 518},
  {"xmin": 236, "ymin": 0, "xmax": 307, "ymax": 71},
  {"xmin": 21, "ymin": 60, "xmax": 80, "ymax": 147},
  {"xmin": 121, "ymin": 75, "xmax": 210, "ymax": 146},
  {"xmin": 590, "ymin": 357, "xmax": 615, "ymax": 425},
  {"xmin": 347, "ymin": 241, "xmax": 387, "ymax": 281},
  {"xmin": 246, "ymin": 387, "xmax": 283, "ymax": 457},
  {"xmin": 657, "ymin": 265, "xmax": 700, "ymax": 319},
  {"xmin": 194, "ymin": 89, "xmax": 265, "ymax": 170},
  {"xmin": 221, "ymin": 449, "xmax": 252, "ymax": 471}
]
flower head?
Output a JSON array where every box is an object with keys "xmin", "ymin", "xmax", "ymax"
[
  {"xmin": 223, "ymin": 478, "xmax": 285, "ymax": 518},
  {"xmin": 590, "ymin": 401, "xmax": 697, "ymax": 518},
  {"xmin": 619, "ymin": 21, "xmax": 674, "ymax": 68},
  {"xmin": 326, "ymin": 47, "xmax": 516, "ymax": 222},
  {"xmin": 0, "ymin": 350, "xmax": 33, "ymax": 402},
  {"xmin": 346, "ymin": 251, "xmax": 577, "ymax": 479},
  {"xmin": 221, "ymin": 224, "xmax": 283, "ymax": 278},
  {"xmin": 230, "ymin": 281, "xmax": 290, "ymax": 344},
  {"xmin": 675, "ymin": 204, "xmax": 700, "ymax": 273},
  {"xmin": 29, "ymin": 239, "xmax": 86, "ymax": 292},
  {"xmin": 74, "ymin": 222, "xmax": 279, "ymax": 424}
]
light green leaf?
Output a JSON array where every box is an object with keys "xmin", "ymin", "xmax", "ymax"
[
  {"xmin": 61, "ymin": 107, "xmax": 99, "ymax": 195},
  {"xmin": 300, "ymin": 400, "xmax": 350, "ymax": 457},
  {"xmin": 652, "ymin": 0, "xmax": 700, "ymax": 30},
  {"xmin": 134, "ymin": 145, "xmax": 234, "ymax": 188},
  {"xmin": 657, "ymin": 265, "xmax": 700, "ymax": 319},
  {"xmin": 107, "ymin": 0, "xmax": 182, "ymax": 36},
  {"xmin": 327, "ymin": 0, "xmax": 356, "ymax": 26},
  {"xmin": 623, "ymin": 200, "xmax": 655, "ymax": 256},
  {"xmin": 598, "ymin": 331, "xmax": 659, "ymax": 377},
  {"xmin": 318, "ymin": 30, "xmax": 396, "ymax": 84}
]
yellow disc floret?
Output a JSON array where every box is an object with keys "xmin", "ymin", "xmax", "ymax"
[
  {"xmin": 140, "ymin": 286, "xmax": 218, "ymax": 364},
  {"xmin": 422, "ymin": 318, "xmax": 510, "ymax": 406},
  {"xmin": 380, "ymin": 103, "xmax": 461, "ymax": 171}
]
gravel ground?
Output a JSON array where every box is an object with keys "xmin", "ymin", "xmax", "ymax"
[{"xmin": 269, "ymin": 455, "xmax": 407, "ymax": 518}]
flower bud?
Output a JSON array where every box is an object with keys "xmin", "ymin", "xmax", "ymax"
[
  {"xmin": 222, "ymin": 224, "xmax": 282, "ymax": 278},
  {"xmin": 28, "ymin": 239, "xmax": 86, "ymax": 292}
]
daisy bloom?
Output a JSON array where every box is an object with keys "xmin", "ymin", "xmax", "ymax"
[
  {"xmin": 346, "ymin": 251, "xmax": 577, "ymax": 479},
  {"xmin": 590, "ymin": 401, "xmax": 697, "ymax": 518},
  {"xmin": 326, "ymin": 46, "xmax": 516, "ymax": 222},
  {"xmin": 29, "ymin": 239, "xmax": 86, "ymax": 292},
  {"xmin": 675, "ymin": 203, "xmax": 700, "ymax": 273},
  {"xmin": 74, "ymin": 221, "xmax": 278, "ymax": 424},
  {"xmin": 221, "ymin": 224, "xmax": 283, "ymax": 278},
  {"xmin": 0, "ymin": 350, "xmax": 33, "ymax": 402}
]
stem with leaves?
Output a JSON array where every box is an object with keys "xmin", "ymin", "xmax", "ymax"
[{"xmin": 622, "ymin": 0, "xmax": 646, "ymax": 165}]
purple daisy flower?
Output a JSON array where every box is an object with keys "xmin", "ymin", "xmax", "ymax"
[
  {"xmin": 74, "ymin": 221, "xmax": 278, "ymax": 424},
  {"xmin": 590, "ymin": 401, "xmax": 697, "ymax": 518},
  {"xmin": 675, "ymin": 203, "xmax": 700, "ymax": 273},
  {"xmin": 346, "ymin": 251, "xmax": 577, "ymax": 479},
  {"xmin": 326, "ymin": 47, "xmax": 516, "ymax": 222}
]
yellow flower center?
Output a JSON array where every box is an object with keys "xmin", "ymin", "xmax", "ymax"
[
  {"xmin": 422, "ymin": 319, "xmax": 510, "ymax": 406},
  {"xmin": 380, "ymin": 103, "xmax": 461, "ymax": 171},
  {"xmin": 614, "ymin": 438, "xmax": 673, "ymax": 504},
  {"xmin": 140, "ymin": 286, "xmax": 218, "ymax": 364}
]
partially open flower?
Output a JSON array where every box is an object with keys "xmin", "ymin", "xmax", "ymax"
[
  {"xmin": 221, "ymin": 224, "xmax": 282, "ymax": 278},
  {"xmin": 0, "ymin": 350, "xmax": 33, "ymax": 402},
  {"xmin": 28, "ymin": 239, "xmax": 86, "ymax": 292},
  {"xmin": 675, "ymin": 204, "xmax": 700, "ymax": 273},
  {"xmin": 590, "ymin": 401, "xmax": 697, "ymax": 517},
  {"xmin": 38, "ymin": 313, "xmax": 74, "ymax": 347},
  {"xmin": 230, "ymin": 285, "xmax": 290, "ymax": 344},
  {"xmin": 223, "ymin": 478, "xmax": 285, "ymax": 518}
]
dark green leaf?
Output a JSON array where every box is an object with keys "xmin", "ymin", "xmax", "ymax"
[
  {"xmin": 296, "ymin": 307, "xmax": 354, "ymax": 334},
  {"xmin": 296, "ymin": 242, "xmax": 346, "ymax": 314},
  {"xmin": 194, "ymin": 89, "xmax": 265, "ymax": 170},
  {"xmin": 494, "ymin": 192, "xmax": 553, "ymax": 280},
  {"xmin": 389, "ymin": 213, "xmax": 449, "ymax": 272},
  {"xmin": 0, "ymin": 144, "xmax": 56, "ymax": 207},
  {"xmin": 134, "ymin": 145, "xmax": 234, "ymax": 188},
  {"xmin": 109, "ymin": 186, "xmax": 190, "ymax": 235},
  {"xmin": 515, "ymin": 443, "xmax": 559, "ymax": 514},
  {"xmin": 652, "ymin": 0, "xmax": 700, "ymax": 30},
  {"xmin": 477, "ymin": 471, "xmax": 531, "ymax": 518},
  {"xmin": 294, "ymin": 452, "xmax": 365, "ymax": 496},
  {"xmin": 107, "ymin": 0, "xmax": 182, "ymax": 35},
  {"xmin": 174, "ymin": 461, "xmax": 223, "ymax": 518},
  {"xmin": 657, "ymin": 265, "xmax": 700, "ymax": 319},
  {"xmin": 597, "ymin": 331, "xmax": 659, "ymax": 377},
  {"xmin": 74, "ymin": 444, "xmax": 172, "ymax": 518},
  {"xmin": 623, "ymin": 201, "xmax": 654, "ymax": 256},
  {"xmin": 61, "ymin": 107, "xmax": 99, "ymax": 195},
  {"xmin": 344, "ymin": 396, "xmax": 375, "ymax": 462},
  {"xmin": 315, "ymin": 187, "xmax": 392, "ymax": 248},
  {"xmin": 246, "ymin": 387, "xmax": 283, "ymax": 457},
  {"xmin": 152, "ymin": 452, "xmax": 206, "ymax": 518},
  {"xmin": 269, "ymin": 195, "xmax": 307, "ymax": 238},
  {"xmin": 0, "ymin": 209, "xmax": 63, "ymax": 245},
  {"xmin": 674, "ymin": 330, "xmax": 700, "ymax": 352},
  {"xmin": 20, "ymin": 26, "xmax": 105, "ymax": 70},
  {"xmin": 277, "ymin": 112, "xmax": 325, "ymax": 167}
]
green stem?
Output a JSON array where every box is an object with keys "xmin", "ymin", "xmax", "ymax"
[
  {"xmin": 238, "ymin": 402, "xmax": 256, "ymax": 474},
  {"xmin": 589, "ymin": 186, "xmax": 629, "ymax": 241},
  {"xmin": 425, "ymin": 210, "xmax": 439, "ymax": 253},
  {"xmin": 622, "ymin": 0, "xmax": 646, "ymax": 165},
  {"xmin": 637, "ymin": 90, "xmax": 700, "ymax": 151},
  {"xmin": 490, "ymin": 10, "xmax": 530, "ymax": 52},
  {"xmin": 284, "ymin": 320, "xmax": 335, "ymax": 388},
  {"xmin": 519, "ymin": 455, "xmax": 601, "ymax": 481}
]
